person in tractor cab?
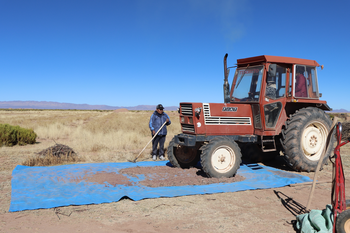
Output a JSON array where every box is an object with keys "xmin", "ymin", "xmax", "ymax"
[
  {"xmin": 265, "ymin": 79, "xmax": 277, "ymax": 99},
  {"xmin": 295, "ymin": 66, "xmax": 308, "ymax": 97},
  {"xmin": 149, "ymin": 104, "xmax": 171, "ymax": 161}
]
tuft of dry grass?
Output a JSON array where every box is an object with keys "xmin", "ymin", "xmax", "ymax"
[
  {"xmin": 22, "ymin": 153, "xmax": 84, "ymax": 166},
  {"xmin": 22, "ymin": 143, "xmax": 84, "ymax": 166}
]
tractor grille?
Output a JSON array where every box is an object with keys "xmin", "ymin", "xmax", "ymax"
[
  {"xmin": 181, "ymin": 124, "xmax": 195, "ymax": 133},
  {"xmin": 203, "ymin": 103, "xmax": 251, "ymax": 125},
  {"xmin": 180, "ymin": 104, "xmax": 193, "ymax": 116},
  {"xmin": 204, "ymin": 117, "xmax": 251, "ymax": 125},
  {"xmin": 203, "ymin": 104, "xmax": 211, "ymax": 118}
]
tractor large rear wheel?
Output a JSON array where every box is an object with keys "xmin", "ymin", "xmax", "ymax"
[
  {"xmin": 167, "ymin": 137, "xmax": 201, "ymax": 168},
  {"xmin": 200, "ymin": 137, "xmax": 242, "ymax": 178},
  {"xmin": 336, "ymin": 209, "xmax": 350, "ymax": 233},
  {"xmin": 282, "ymin": 107, "xmax": 334, "ymax": 172}
]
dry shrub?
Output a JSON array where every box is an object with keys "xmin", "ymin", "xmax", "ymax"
[
  {"xmin": 0, "ymin": 123, "xmax": 37, "ymax": 146},
  {"xmin": 341, "ymin": 122, "xmax": 350, "ymax": 141},
  {"xmin": 37, "ymin": 143, "xmax": 77, "ymax": 157}
]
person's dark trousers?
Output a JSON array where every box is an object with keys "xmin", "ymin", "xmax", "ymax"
[{"xmin": 152, "ymin": 135, "xmax": 166, "ymax": 156}]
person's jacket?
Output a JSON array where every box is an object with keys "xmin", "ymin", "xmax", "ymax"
[
  {"xmin": 149, "ymin": 111, "xmax": 171, "ymax": 136},
  {"xmin": 295, "ymin": 74, "xmax": 307, "ymax": 97}
]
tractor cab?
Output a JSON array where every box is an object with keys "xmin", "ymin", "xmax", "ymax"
[
  {"xmin": 228, "ymin": 59, "xmax": 321, "ymax": 103},
  {"xmin": 224, "ymin": 55, "xmax": 330, "ymax": 136}
]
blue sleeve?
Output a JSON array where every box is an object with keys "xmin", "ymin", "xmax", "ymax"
[
  {"xmin": 149, "ymin": 114, "xmax": 154, "ymax": 131},
  {"xmin": 165, "ymin": 113, "xmax": 171, "ymax": 125}
]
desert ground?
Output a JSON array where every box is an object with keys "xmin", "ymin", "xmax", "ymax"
[{"xmin": 1, "ymin": 110, "xmax": 350, "ymax": 233}]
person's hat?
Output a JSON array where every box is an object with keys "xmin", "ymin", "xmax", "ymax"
[
  {"xmin": 156, "ymin": 104, "xmax": 164, "ymax": 110},
  {"xmin": 297, "ymin": 66, "xmax": 305, "ymax": 73}
]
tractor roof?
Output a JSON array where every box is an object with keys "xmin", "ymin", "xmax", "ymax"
[{"xmin": 237, "ymin": 55, "xmax": 320, "ymax": 67}]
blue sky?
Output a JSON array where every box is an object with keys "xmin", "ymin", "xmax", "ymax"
[{"xmin": 1, "ymin": 0, "xmax": 349, "ymax": 109}]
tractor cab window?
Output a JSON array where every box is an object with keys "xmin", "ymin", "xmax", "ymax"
[
  {"xmin": 265, "ymin": 64, "xmax": 287, "ymax": 100},
  {"xmin": 231, "ymin": 65, "xmax": 264, "ymax": 102},
  {"xmin": 294, "ymin": 65, "xmax": 319, "ymax": 98}
]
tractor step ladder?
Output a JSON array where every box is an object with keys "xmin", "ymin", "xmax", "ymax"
[{"xmin": 261, "ymin": 136, "xmax": 276, "ymax": 152}]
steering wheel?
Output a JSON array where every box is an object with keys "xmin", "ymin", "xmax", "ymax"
[{"xmin": 241, "ymin": 92, "xmax": 254, "ymax": 101}]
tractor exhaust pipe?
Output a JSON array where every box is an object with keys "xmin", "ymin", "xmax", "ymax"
[{"xmin": 223, "ymin": 53, "xmax": 230, "ymax": 103}]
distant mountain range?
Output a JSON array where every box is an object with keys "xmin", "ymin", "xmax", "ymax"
[
  {"xmin": 0, "ymin": 101, "xmax": 348, "ymax": 113},
  {"xmin": 0, "ymin": 101, "xmax": 178, "ymax": 111},
  {"xmin": 328, "ymin": 108, "xmax": 350, "ymax": 113}
]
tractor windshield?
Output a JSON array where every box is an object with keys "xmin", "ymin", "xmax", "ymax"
[{"xmin": 230, "ymin": 65, "xmax": 264, "ymax": 102}]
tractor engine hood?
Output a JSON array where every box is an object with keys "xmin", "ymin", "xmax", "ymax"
[{"xmin": 179, "ymin": 102, "xmax": 254, "ymax": 136}]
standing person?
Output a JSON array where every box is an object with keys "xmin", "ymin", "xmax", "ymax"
[{"xmin": 149, "ymin": 104, "xmax": 171, "ymax": 161}]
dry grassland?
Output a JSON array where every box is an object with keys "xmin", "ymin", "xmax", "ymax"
[{"xmin": 0, "ymin": 109, "xmax": 181, "ymax": 165}]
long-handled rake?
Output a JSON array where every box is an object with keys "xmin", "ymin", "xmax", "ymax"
[{"xmin": 129, "ymin": 121, "xmax": 167, "ymax": 163}]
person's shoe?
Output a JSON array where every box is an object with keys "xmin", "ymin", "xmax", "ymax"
[
  {"xmin": 159, "ymin": 155, "xmax": 165, "ymax": 160},
  {"xmin": 152, "ymin": 155, "xmax": 157, "ymax": 161}
]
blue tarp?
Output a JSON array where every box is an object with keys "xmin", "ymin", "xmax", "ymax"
[{"xmin": 9, "ymin": 161, "xmax": 312, "ymax": 212}]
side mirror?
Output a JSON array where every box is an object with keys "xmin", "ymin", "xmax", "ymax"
[{"xmin": 268, "ymin": 64, "xmax": 277, "ymax": 77}]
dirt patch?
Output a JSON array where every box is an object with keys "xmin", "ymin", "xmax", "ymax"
[
  {"xmin": 83, "ymin": 171, "xmax": 133, "ymax": 187},
  {"xmin": 0, "ymin": 175, "xmax": 11, "ymax": 183},
  {"xmin": 119, "ymin": 166, "xmax": 245, "ymax": 187},
  {"xmin": 76, "ymin": 166, "xmax": 245, "ymax": 188}
]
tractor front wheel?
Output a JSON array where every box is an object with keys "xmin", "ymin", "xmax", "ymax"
[
  {"xmin": 167, "ymin": 137, "xmax": 201, "ymax": 168},
  {"xmin": 200, "ymin": 137, "xmax": 242, "ymax": 178}
]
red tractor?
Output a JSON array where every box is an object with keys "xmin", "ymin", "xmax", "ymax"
[{"xmin": 168, "ymin": 54, "xmax": 335, "ymax": 178}]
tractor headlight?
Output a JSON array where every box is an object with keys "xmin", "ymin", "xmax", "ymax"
[{"xmin": 195, "ymin": 107, "xmax": 202, "ymax": 118}]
